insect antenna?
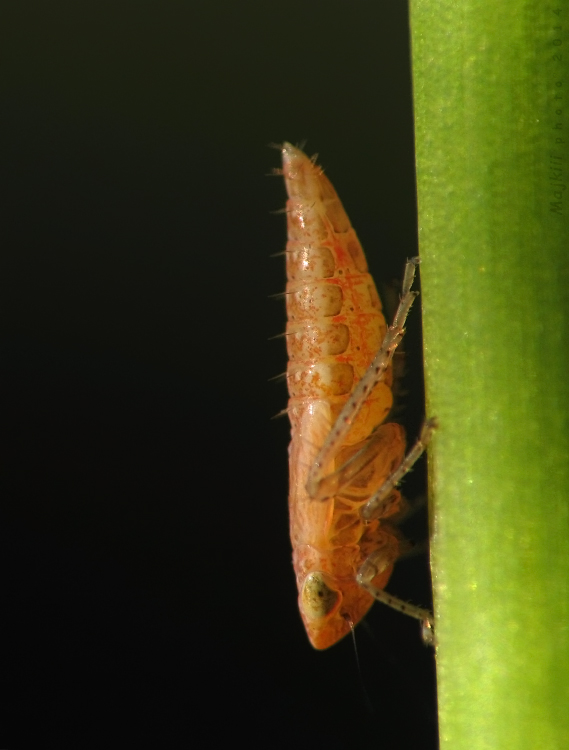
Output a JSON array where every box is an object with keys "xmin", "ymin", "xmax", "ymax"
[{"xmin": 344, "ymin": 614, "xmax": 376, "ymax": 716}]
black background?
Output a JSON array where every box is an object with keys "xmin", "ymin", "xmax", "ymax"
[{"xmin": 2, "ymin": 2, "xmax": 437, "ymax": 747}]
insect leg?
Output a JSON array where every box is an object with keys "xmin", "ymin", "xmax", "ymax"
[
  {"xmin": 307, "ymin": 423, "xmax": 403, "ymax": 502},
  {"xmin": 356, "ymin": 547, "xmax": 435, "ymax": 645},
  {"xmin": 360, "ymin": 417, "xmax": 438, "ymax": 522},
  {"xmin": 306, "ymin": 257, "xmax": 421, "ymax": 501}
]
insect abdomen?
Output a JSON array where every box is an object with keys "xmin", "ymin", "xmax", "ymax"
[{"xmin": 283, "ymin": 145, "xmax": 392, "ymax": 443}]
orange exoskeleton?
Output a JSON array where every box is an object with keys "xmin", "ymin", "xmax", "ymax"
[{"xmin": 280, "ymin": 143, "xmax": 436, "ymax": 650}]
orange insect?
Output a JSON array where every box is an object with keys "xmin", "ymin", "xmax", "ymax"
[{"xmin": 280, "ymin": 143, "xmax": 436, "ymax": 650}]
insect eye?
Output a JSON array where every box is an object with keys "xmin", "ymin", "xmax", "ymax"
[{"xmin": 301, "ymin": 572, "xmax": 341, "ymax": 620}]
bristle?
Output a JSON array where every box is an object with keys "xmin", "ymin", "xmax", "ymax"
[{"xmin": 271, "ymin": 407, "xmax": 291, "ymax": 420}]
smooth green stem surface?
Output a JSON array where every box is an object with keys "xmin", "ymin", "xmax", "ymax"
[{"xmin": 410, "ymin": 2, "xmax": 569, "ymax": 748}]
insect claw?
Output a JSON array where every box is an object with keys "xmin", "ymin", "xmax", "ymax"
[
  {"xmin": 421, "ymin": 619, "xmax": 436, "ymax": 647},
  {"xmin": 424, "ymin": 416, "xmax": 440, "ymax": 432}
]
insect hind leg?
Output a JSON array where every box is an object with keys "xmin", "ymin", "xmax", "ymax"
[
  {"xmin": 306, "ymin": 257, "xmax": 421, "ymax": 501},
  {"xmin": 312, "ymin": 422, "xmax": 405, "ymax": 503}
]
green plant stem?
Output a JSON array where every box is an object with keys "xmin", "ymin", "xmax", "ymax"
[{"xmin": 410, "ymin": 2, "xmax": 569, "ymax": 748}]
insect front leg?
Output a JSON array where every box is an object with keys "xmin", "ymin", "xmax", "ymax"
[
  {"xmin": 356, "ymin": 420, "xmax": 438, "ymax": 645},
  {"xmin": 356, "ymin": 543, "xmax": 435, "ymax": 646}
]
